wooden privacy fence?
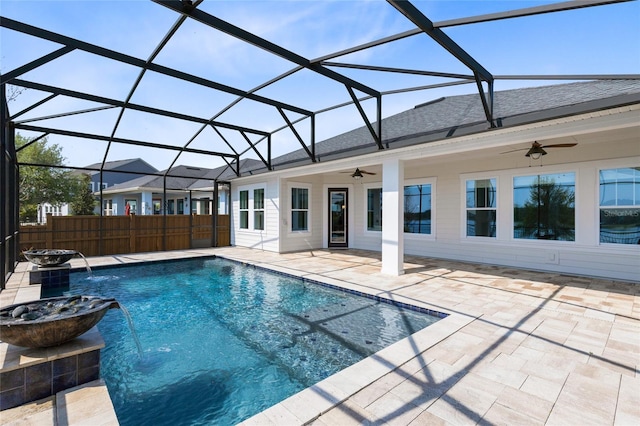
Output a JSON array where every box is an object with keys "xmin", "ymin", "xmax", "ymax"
[{"xmin": 19, "ymin": 214, "xmax": 230, "ymax": 257}]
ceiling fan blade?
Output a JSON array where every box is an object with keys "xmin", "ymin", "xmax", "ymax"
[
  {"xmin": 500, "ymin": 148, "xmax": 528, "ymax": 154},
  {"xmin": 541, "ymin": 143, "xmax": 578, "ymax": 148},
  {"xmin": 361, "ymin": 171, "xmax": 376, "ymax": 175}
]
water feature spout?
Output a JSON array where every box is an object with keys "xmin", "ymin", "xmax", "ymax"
[
  {"xmin": 75, "ymin": 251, "xmax": 93, "ymax": 276},
  {"xmin": 118, "ymin": 303, "xmax": 144, "ymax": 359},
  {"xmin": 23, "ymin": 249, "xmax": 78, "ymax": 267},
  {"xmin": 0, "ymin": 295, "xmax": 120, "ymax": 348}
]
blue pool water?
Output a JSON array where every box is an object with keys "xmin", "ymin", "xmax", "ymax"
[{"xmin": 70, "ymin": 257, "xmax": 441, "ymax": 425}]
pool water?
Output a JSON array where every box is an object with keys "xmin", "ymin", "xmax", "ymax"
[{"xmin": 70, "ymin": 257, "xmax": 441, "ymax": 425}]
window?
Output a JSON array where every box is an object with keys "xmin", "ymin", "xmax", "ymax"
[
  {"xmin": 599, "ymin": 167, "xmax": 640, "ymax": 244},
  {"xmin": 404, "ymin": 184, "xmax": 431, "ymax": 234},
  {"xmin": 466, "ymin": 178, "xmax": 496, "ymax": 237},
  {"xmin": 125, "ymin": 199, "xmax": 137, "ymax": 215},
  {"xmin": 152, "ymin": 199, "xmax": 162, "ymax": 215},
  {"xmin": 367, "ymin": 188, "xmax": 382, "ymax": 231},
  {"xmin": 177, "ymin": 199, "xmax": 184, "ymax": 214},
  {"xmin": 291, "ymin": 187, "xmax": 309, "ymax": 231},
  {"xmin": 513, "ymin": 172, "xmax": 575, "ymax": 241},
  {"xmin": 239, "ymin": 190, "xmax": 249, "ymax": 229},
  {"xmin": 254, "ymin": 188, "xmax": 264, "ymax": 230},
  {"xmin": 202, "ymin": 199, "xmax": 211, "ymax": 215},
  {"xmin": 103, "ymin": 199, "xmax": 113, "ymax": 216}
]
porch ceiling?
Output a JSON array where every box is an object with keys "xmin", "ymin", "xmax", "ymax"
[{"xmin": 2, "ymin": 0, "xmax": 639, "ymax": 181}]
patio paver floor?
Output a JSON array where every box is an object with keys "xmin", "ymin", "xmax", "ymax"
[{"xmin": 2, "ymin": 247, "xmax": 638, "ymax": 425}]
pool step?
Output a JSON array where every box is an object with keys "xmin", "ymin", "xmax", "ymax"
[
  {"xmin": 56, "ymin": 379, "xmax": 119, "ymax": 425},
  {"xmin": 1, "ymin": 379, "xmax": 119, "ymax": 426}
]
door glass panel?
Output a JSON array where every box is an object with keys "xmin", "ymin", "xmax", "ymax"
[{"xmin": 330, "ymin": 191, "xmax": 346, "ymax": 244}]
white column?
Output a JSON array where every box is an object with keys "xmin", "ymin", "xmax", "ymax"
[
  {"xmin": 381, "ymin": 158, "xmax": 404, "ymax": 275},
  {"xmin": 140, "ymin": 192, "xmax": 153, "ymax": 215},
  {"xmin": 184, "ymin": 195, "xmax": 190, "ymax": 215}
]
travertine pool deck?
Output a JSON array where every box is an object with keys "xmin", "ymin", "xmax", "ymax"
[{"xmin": 2, "ymin": 247, "xmax": 639, "ymax": 425}]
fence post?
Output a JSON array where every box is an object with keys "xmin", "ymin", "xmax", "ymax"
[
  {"xmin": 130, "ymin": 214, "xmax": 137, "ymax": 253},
  {"xmin": 46, "ymin": 214, "xmax": 53, "ymax": 248}
]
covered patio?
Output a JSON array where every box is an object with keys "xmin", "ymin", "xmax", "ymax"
[{"xmin": 2, "ymin": 247, "xmax": 638, "ymax": 424}]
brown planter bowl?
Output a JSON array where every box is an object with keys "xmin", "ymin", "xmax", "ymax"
[
  {"xmin": 23, "ymin": 249, "xmax": 78, "ymax": 267},
  {"xmin": 0, "ymin": 296, "xmax": 119, "ymax": 348}
]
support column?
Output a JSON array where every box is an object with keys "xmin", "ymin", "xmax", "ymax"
[
  {"xmin": 381, "ymin": 158, "xmax": 404, "ymax": 275},
  {"xmin": 141, "ymin": 192, "xmax": 153, "ymax": 215}
]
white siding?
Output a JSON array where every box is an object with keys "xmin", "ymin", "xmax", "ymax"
[
  {"xmin": 232, "ymin": 176, "xmax": 280, "ymax": 252},
  {"xmin": 230, "ymin": 112, "xmax": 640, "ymax": 282},
  {"xmin": 279, "ymin": 177, "xmax": 324, "ymax": 252},
  {"xmin": 401, "ymin": 155, "xmax": 640, "ymax": 282}
]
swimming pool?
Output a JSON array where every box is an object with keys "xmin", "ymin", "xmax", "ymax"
[{"xmin": 70, "ymin": 257, "xmax": 443, "ymax": 425}]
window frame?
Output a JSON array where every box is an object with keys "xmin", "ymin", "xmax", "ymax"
[
  {"xmin": 465, "ymin": 177, "xmax": 498, "ymax": 239},
  {"xmin": 289, "ymin": 183, "xmax": 311, "ymax": 234},
  {"xmin": 364, "ymin": 184, "xmax": 382, "ymax": 233},
  {"xmin": 598, "ymin": 166, "xmax": 640, "ymax": 245},
  {"xmin": 403, "ymin": 178, "xmax": 436, "ymax": 239},
  {"xmin": 512, "ymin": 170, "xmax": 576, "ymax": 242},
  {"xmin": 238, "ymin": 189, "xmax": 249, "ymax": 230},
  {"xmin": 237, "ymin": 184, "xmax": 266, "ymax": 232},
  {"xmin": 253, "ymin": 188, "xmax": 265, "ymax": 231}
]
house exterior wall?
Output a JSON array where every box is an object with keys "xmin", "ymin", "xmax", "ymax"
[
  {"xmin": 232, "ymin": 175, "xmax": 281, "ymax": 252},
  {"xmin": 230, "ymin": 107, "xmax": 639, "ymax": 282},
  {"xmin": 282, "ymin": 176, "xmax": 325, "ymax": 252},
  {"xmin": 37, "ymin": 203, "xmax": 70, "ymax": 223}
]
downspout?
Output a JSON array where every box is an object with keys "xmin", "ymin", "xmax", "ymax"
[
  {"xmin": 212, "ymin": 179, "xmax": 218, "ymax": 247},
  {"xmin": 163, "ymin": 175, "xmax": 167, "ymax": 251},
  {"xmin": 99, "ymin": 170, "xmax": 104, "ymax": 256}
]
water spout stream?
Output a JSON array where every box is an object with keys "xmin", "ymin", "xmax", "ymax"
[
  {"xmin": 116, "ymin": 303, "xmax": 144, "ymax": 359},
  {"xmin": 75, "ymin": 251, "xmax": 93, "ymax": 276}
]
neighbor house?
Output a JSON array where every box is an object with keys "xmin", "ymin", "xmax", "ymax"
[
  {"xmin": 98, "ymin": 162, "xmax": 253, "ymax": 216},
  {"xmin": 223, "ymin": 80, "xmax": 640, "ymax": 282},
  {"xmin": 36, "ymin": 158, "xmax": 158, "ymax": 223}
]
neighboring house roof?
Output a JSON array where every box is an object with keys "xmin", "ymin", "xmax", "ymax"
[
  {"xmin": 102, "ymin": 165, "xmax": 217, "ymax": 194},
  {"xmin": 103, "ymin": 165, "xmax": 208, "ymax": 193},
  {"xmin": 83, "ymin": 158, "xmax": 158, "ymax": 175},
  {"xmin": 102, "ymin": 160, "xmax": 266, "ymax": 194},
  {"xmin": 190, "ymin": 159, "xmax": 265, "ymax": 189},
  {"xmin": 241, "ymin": 80, "xmax": 640, "ymax": 174}
]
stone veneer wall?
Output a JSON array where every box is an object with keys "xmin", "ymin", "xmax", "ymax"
[{"xmin": 0, "ymin": 349, "xmax": 100, "ymax": 410}]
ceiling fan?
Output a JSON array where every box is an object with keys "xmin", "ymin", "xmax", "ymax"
[
  {"xmin": 341, "ymin": 168, "xmax": 376, "ymax": 179},
  {"xmin": 501, "ymin": 141, "xmax": 578, "ymax": 159}
]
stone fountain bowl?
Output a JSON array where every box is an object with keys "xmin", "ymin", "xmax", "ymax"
[
  {"xmin": 23, "ymin": 249, "xmax": 78, "ymax": 267},
  {"xmin": 0, "ymin": 296, "xmax": 119, "ymax": 348}
]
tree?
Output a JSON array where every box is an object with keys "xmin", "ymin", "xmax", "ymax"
[
  {"xmin": 16, "ymin": 133, "xmax": 79, "ymax": 222},
  {"xmin": 69, "ymin": 174, "xmax": 97, "ymax": 215}
]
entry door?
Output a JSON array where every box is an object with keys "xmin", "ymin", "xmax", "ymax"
[{"xmin": 328, "ymin": 188, "xmax": 348, "ymax": 248}]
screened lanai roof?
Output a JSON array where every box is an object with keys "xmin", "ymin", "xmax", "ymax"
[{"xmin": 2, "ymin": 0, "xmax": 639, "ymax": 179}]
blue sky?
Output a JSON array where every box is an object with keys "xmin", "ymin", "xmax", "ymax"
[{"xmin": 2, "ymin": 0, "xmax": 639, "ymax": 171}]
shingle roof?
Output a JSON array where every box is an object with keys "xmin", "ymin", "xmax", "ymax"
[
  {"xmin": 189, "ymin": 159, "xmax": 265, "ymax": 189},
  {"xmin": 83, "ymin": 158, "xmax": 158, "ymax": 174},
  {"xmin": 104, "ymin": 165, "xmax": 213, "ymax": 192},
  {"xmin": 101, "ymin": 160, "xmax": 263, "ymax": 192},
  {"xmin": 252, "ymin": 80, "xmax": 640, "ymax": 173},
  {"xmin": 101, "ymin": 80, "xmax": 640, "ymax": 189}
]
